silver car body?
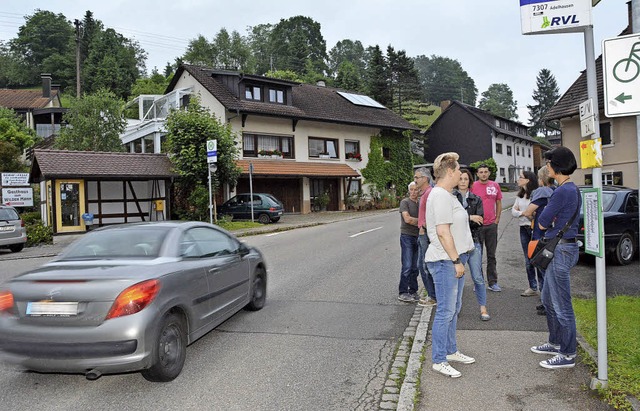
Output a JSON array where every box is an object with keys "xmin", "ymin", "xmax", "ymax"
[
  {"xmin": 0, "ymin": 221, "xmax": 266, "ymax": 378},
  {"xmin": 0, "ymin": 206, "xmax": 27, "ymax": 251}
]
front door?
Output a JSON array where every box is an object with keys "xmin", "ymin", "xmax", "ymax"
[{"xmin": 55, "ymin": 180, "xmax": 86, "ymax": 233}]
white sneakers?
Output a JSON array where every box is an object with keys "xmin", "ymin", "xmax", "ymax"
[
  {"xmin": 446, "ymin": 351, "xmax": 476, "ymax": 364},
  {"xmin": 432, "ymin": 362, "xmax": 461, "ymax": 378},
  {"xmin": 433, "ymin": 351, "xmax": 476, "ymax": 378}
]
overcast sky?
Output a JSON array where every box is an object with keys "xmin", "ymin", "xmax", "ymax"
[{"xmin": 0, "ymin": 0, "xmax": 632, "ymax": 124}]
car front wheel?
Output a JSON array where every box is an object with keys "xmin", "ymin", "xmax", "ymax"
[
  {"xmin": 142, "ymin": 312, "xmax": 187, "ymax": 382},
  {"xmin": 613, "ymin": 232, "xmax": 635, "ymax": 265},
  {"xmin": 245, "ymin": 267, "xmax": 266, "ymax": 311}
]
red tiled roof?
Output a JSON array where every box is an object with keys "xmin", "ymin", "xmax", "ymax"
[
  {"xmin": 0, "ymin": 89, "xmax": 59, "ymax": 110},
  {"xmin": 171, "ymin": 65, "xmax": 418, "ymax": 131},
  {"xmin": 236, "ymin": 159, "xmax": 360, "ymax": 177},
  {"xmin": 30, "ymin": 150, "xmax": 177, "ymax": 182}
]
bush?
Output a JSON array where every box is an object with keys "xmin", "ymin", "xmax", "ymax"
[
  {"xmin": 20, "ymin": 211, "xmax": 42, "ymax": 225},
  {"xmin": 26, "ymin": 221, "xmax": 53, "ymax": 247}
]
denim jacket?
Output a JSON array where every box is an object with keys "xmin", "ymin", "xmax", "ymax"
[{"xmin": 453, "ymin": 189, "xmax": 484, "ymax": 243}]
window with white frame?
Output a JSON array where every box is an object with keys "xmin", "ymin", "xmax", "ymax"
[
  {"xmin": 245, "ymin": 85, "xmax": 262, "ymax": 101},
  {"xmin": 347, "ymin": 180, "xmax": 361, "ymax": 194},
  {"xmin": 345, "ymin": 140, "xmax": 360, "ymax": 159},
  {"xmin": 506, "ymin": 146, "xmax": 512, "ymax": 156},
  {"xmin": 268, "ymin": 88, "xmax": 285, "ymax": 104},
  {"xmin": 309, "ymin": 137, "xmax": 338, "ymax": 158}
]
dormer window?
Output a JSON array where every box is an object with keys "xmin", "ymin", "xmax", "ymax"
[
  {"xmin": 245, "ymin": 85, "xmax": 262, "ymax": 101},
  {"xmin": 269, "ymin": 88, "xmax": 285, "ymax": 104}
]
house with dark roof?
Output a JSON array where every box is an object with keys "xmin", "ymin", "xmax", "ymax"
[
  {"xmin": 122, "ymin": 64, "xmax": 417, "ymax": 213},
  {"xmin": 0, "ymin": 74, "xmax": 66, "ymax": 139},
  {"xmin": 424, "ymin": 101, "xmax": 537, "ymax": 183},
  {"xmin": 544, "ymin": 6, "xmax": 637, "ymax": 188},
  {"xmin": 29, "ymin": 149, "xmax": 176, "ymax": 233}
]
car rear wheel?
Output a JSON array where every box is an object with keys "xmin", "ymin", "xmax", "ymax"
[
  {"xmin": 245, "ymin": 268, "xmax": 266, "ymax": 311},
  {"xmin": 258, "ymin": 213, "xmax": 270, "ymax": 224},
  {"xmin": 271, "ymin": 217, "xmax": 280, "ymax": 223},
  {"xmin": 9, "ymin": 244, "xmax": 24, "ymax": 252},
  {"xmin": 142, "ymin": 312, "xmax": 187, "ymax": 382},
  {"xmin": 613, "ymin": 232, "xmax": 635, "ymax": 265}
]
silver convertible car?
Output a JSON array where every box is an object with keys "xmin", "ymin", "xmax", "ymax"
[{"xmin": 0, "ymin": 221, "xmax": 266, "ymax": 382}]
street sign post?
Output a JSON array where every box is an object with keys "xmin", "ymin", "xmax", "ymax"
[
  {"xmin": 520, "ymin": 0, "xmax": 592, "ymax": 35},
  {"xmin": 603, "ymin": 33, "xmax": 640, "ymax": 117},
  {"xmin": 206, "ymin": 139, "xmax": 217, "ymax": 163},
  {"xmin": 579, "ymin": 98, "xmax": 597, "ymax": 137},
  {"xmin": 206, "ymin": 140, "xmax": 217, "ymax": 224}
]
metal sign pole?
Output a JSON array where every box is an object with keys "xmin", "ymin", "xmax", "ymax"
[
  {"xmin": 633, "ymin": 0, "xmax": 639, "ymax": 257},
  {"xmin": 208, "ymin": 167, "xmax": 213, "ymax": 224},
  {"xmin": 584, "ymin": 24, "xmax": 608, "ymax": 390},
  {"xmin": 249, "ymin": 162, "xmax": 254, "ymax": 223}
]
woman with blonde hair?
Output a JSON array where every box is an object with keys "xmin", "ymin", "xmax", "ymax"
[{"xmin": 425, "ymin": 152, "xmax": 476, "ymax": 378}]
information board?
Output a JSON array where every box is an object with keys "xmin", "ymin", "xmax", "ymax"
[
  {"xmin": 582, "ymin": 188, "xmax": 604, "ymax": 258},
  {"xmin": 520, "ymin": 0, "xmax": 592, "ymax": 35}
]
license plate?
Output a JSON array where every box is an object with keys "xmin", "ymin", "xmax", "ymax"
[
  {"xmin": 26, "ymin": 301, "xmax": 79, "ymax": 316},
  {"xmin": 0, "ymin": 226, "xmax": 15, "ymax": 232},
  {"xmin": 278, "ymin": 211, "xmax": 283, "ymax": 215}
]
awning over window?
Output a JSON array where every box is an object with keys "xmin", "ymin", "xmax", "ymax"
[{"xmin": 236, "ymin": 160, "xmax": 360, "ymax": 178}]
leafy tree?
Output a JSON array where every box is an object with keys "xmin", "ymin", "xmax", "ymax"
[
  {"xmin": 478, "ymin": 83, "xmax": 518, "ymax": 120},
  {"xmin": 387, "ymin": 46, "xmax": 421, "ymax": 114},
  {"xmin": 183, "ymin": 29, "xmax": 254, "ymax": 72},
  {"xmin": 365, "ymin": 45, "xmax": 391, "ymax": 107},
  {"xmin": 334, "ymin": 61, "xmax": 363, "ymax": 91},
  {"xmin": 328, "ymin": 39, "xmax": 366, "ymax": 81},
  {"xmin": 183, "ymin": 34, "xmax": 214, "ymax": 66},
  {"xmin": 55, "ymin": 89, "xmax": 126, "ymax": 152},
  {"xmin": 248, "ymin": 24, "xmax": 274, "ymax": 75},
  {"xmin": 265, "ymin": 70, "xmax": 303, "ymax": 82},
  {"xmin": 83, "ymin": 28, "xmax": 146, "ymax": 99},
  {"xmin": 165, "ymin": 96, "xmax": 241, "ymax": 219},
  {"xmin": 269, "ymin": 16, "xmax": 328, "ymax": 75},
  {"xmin": 414, "ymin": 55, "xmax": 477, "ymax": 105},
  {"xmin": 0, "ymin": 107, "xmax": 38, "ymax": 172},
  {"xmin": 131, "ymin": 68, "xmax": 170, "ymax": 96},
  {"xmin": 7, "ymin": 10, "xmax": 75, "ymax": 88},
  {"xmin": 527, "ymin": 68, "xmax": 560, "ymax": 138}
]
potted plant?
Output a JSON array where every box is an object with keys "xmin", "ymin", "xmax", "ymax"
[
  {"xmin": 318, "ymin": 152, "xmax": 331, "ymax": 159},
  {"xmin": 346, "ymin": 152, "xmax": 362, "ymax": 161},
  {"xmin": 314, "ymin": 191, "xmax": 330, "ymax": 211},
  {"xmin": 258, "ymin": 149, "xmax": 282, "ymax": 158}
]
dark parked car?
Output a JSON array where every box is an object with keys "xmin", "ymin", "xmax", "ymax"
[
  {"xmin": 577, "ymin": 186, "xmax": 639, "ymax": 265},
  {"xmin": 0, "ymin": 221, "xmax": 266, "ymax": 381},
  {"xmin": 218, "ymin": 193, "xmax": 284, "ymax": 224},
  {"xmin": 0, "ymin": 205, "xmax": 26, "ymax": 252}
]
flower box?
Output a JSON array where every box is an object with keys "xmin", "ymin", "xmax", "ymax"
[
  {"xmin": 318, "ymin": 154, "xmax": 331, "ymax": 159},
  {"xmin": 258, "ymin": 154, "xmax": 283, "ymax": 159}
]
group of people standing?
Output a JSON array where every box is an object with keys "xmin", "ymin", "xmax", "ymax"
[{"xmin": 398, "ymin": 147, "xmax": 582, "ymax": 377}]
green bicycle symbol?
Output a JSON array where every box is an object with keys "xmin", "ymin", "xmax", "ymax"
[{"xmin": 613, "ymin": 41, "xmax": 640, "ymax": 83}]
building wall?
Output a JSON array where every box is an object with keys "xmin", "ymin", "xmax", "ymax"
[
  {"xmin": 560, "ymin": 116, "xmax": 638, "ymax": 189},
  {"xmin": 173, "ymin": 73, "xmax": 227, "ymax": 121},
  {"xmin": 493, "ymin": 134, "xmax": 535, "ymax": 184}
]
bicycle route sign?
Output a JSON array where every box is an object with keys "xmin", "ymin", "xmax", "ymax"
[{"xmin": 603, "ymin": 33, "xmax": 640, "ymax": 118}]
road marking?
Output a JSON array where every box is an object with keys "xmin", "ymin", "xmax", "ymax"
[
  {"xmin": 265, "ymin": 232, "xmax": 283, "ymax": 237},
  {"xmin": 350, "ymin": 226, "xmax": 383, "ymax": 238}
]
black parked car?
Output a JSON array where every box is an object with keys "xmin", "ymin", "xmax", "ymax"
[
  {"xmin": 218, "ymin": 193, "xmax": 284, "ymax": 224},
  {"xmin": 577, "ymin": 186, "xmax": 639, "ymax": 265}
]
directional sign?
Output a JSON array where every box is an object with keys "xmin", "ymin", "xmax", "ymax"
[
  {"xmin": 603, "ymin": 34, "xmax": 640, "ymax": 118},
  {"xmin": 206, "ymin": 139, "xmax": 217, "ymax": 164},
  {"xmin": 520, "ymin": 0, "xmax": 592, "ymax": 35},
  {"xmin": 579, "ymin": 98, "xmax": 596, "ymax": 138}
]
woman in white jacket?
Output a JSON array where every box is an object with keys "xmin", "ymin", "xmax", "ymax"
[{"xmin": 511, "ymin": 170, "xmax": 539, "ymax": 297}]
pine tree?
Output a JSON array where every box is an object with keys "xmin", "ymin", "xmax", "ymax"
[
  {"xmin": 527, "ymin": 68, "xmax": 560, "ymax": 138},
  {"xmin": 366, "ymin": 45, "xmax": 391, "ymax": 107}
]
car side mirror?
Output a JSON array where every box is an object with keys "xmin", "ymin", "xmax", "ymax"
[{"xmin": 238, "ymin": 242, "xmax": 250, "ymax": 257}]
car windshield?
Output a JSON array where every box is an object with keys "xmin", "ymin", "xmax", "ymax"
[
  {"xmin": 0, "ymin": 208, "xmax": 19, "ymax": 221},
  {"xmin": 60, "ymin": 226, "xmax": 172, "ymax": 260}
]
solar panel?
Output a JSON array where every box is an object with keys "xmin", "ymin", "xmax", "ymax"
[{"xmin": 337, "ymin": 91, "xmax": 386, "ymax": 109}]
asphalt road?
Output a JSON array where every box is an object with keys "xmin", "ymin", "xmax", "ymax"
[{"xmin": 0, "ymin": 211, "xmax": 414, "ymax": 410}]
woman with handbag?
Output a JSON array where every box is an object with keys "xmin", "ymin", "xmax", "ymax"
[
  {"xmin": 530, "ymin": 147, "xmax": 582, "ymax": 370},
  {"xmin": 454, "ymin": 169, "xmax": 490, "ymax": 321},
  {"xmin": 511, "ymin": 170, "xmax": 539, "ymax": 297}
]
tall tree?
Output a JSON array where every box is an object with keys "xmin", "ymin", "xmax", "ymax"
[
  {"xmin": 248, "ymin": 24, "xmax": 274, "ymax": 75},
  {"xmin": 386, "ymin": 46, "xmax": 421, "ymax": 114},
  {"xmin": 269, "ymin": 16, "xmax": 327, "ymax": 76},
  {"xmin": 328, "ymin": 39, "xmax": 366, "ymax": 78},
  {"xmin": 478, "ymin": 83, "xmax": 518, "ymax": 120},
  {"xmin": 334, "ymin": 61, "xmax": 363, "ymax": 91},
  {"xmin": 83, "ymin": 28, "xmax": 146, "ymax": 98},
  {"xmin": 527, "ymin": 68, "xmax": 560, "ymax": 138},
  {"xmin": 365, "ymin": 45, "xmax": 391, "ymax": 107},
  {"xmin": 7, "ymin": 10, "xmax": 75, "ymax": 88},
  {"xmin": 183, "ymin": 35, "xmax": 214, "ymax": 66},
  {"xmin": 131, "ymin": 68, "xmax": 170, "ymax": 96},
  {"xmin": 55, "ymin": 89, "xmax": 126, "ymax": 152},
  {"xmin": 0, "ymin": 107, "xmax": 37, "ymax": 171},
  {"xmin": 414, "ymin": 55, "xmax": 477, "ymax": 105}
]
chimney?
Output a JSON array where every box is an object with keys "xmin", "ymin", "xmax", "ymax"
[
  {"xmin": 440, "ymin": 100, "xmax": 452, "ymax": 111},
  {"xmin": 316, "ymin": 80, "xmax": 326, "ymax": 87},
  {"xmin": 41, "ymin": 73, "xmax": 52, "ymax": 98}
]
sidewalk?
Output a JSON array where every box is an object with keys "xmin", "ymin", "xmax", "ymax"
[{"xmin": 411, "ymin": 193, "xmax": 612, "ymax": 411}]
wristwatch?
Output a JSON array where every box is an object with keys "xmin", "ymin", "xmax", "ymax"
[{"xmin": 452, "ymin": 257, "xmax": 461, "ymax": 265}]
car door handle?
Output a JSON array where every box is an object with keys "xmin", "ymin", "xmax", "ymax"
[{"xmin": 208, "ymin": 267, "xmax": 220, "ymax": 273}]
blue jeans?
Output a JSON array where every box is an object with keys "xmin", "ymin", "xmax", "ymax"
[
  {"xmin": 519, "ymin": 226, "xmax": 538, "ymax": 289},
  {"xmin": 417, "ymin": 233, "xmax": 436, "ymax": 299},
  {"xmin": 541, "ymin": 242, "xmax": 579, "ymax": 356},
  {"xmin": 467, "ymin": 242, "xmax": 486, "ymax": 307},
  {"xmin": 399, "ymin": 234, "xmax": 419, "ymax": 295},
  {"xmin": 427, "ymin": 252, "xmax": 469, "ymax": 364}
]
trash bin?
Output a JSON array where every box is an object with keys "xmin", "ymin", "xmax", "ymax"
[{"xmin": 82, "ymin": 213, "xmax": 94, "ymax": 230}]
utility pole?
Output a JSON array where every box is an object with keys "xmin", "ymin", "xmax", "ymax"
[{"xmin": 74, "ymin": 19, "xmax": 82, "ymax": 98}]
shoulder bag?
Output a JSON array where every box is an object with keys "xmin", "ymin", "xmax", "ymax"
[{"xmin": 527, "ymin": 188, "xmax": 580, "ymax": 270}]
